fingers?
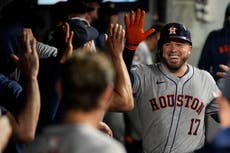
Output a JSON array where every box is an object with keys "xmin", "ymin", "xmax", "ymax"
[
  {"xmin": 116, "ymin": 25, "xmax": 125, "ymax": 42},
  {"xmin": 30, "ymin": 38, "xmax": 37, "ymax": 55},
  {"xmin": 113, "ymin": 24, "xmax": 119, "ymax": 37},
  {"xmin": 68, "ymin": 31, "xmax": 74, "ymax": 46},
  {"xmin": 104, "ymin": 33, "xmax": 108, "ymax": 42},
  {"xmin": 124, "ymin": 14, "xmax": 129, "ymax": 27},
  {"xmin": 216, "ymin": 64, "xmax": 230, "ymax": 78},
  {"xmin": 129, "ymin": 10, "xmax": 135, "ymax": 25},
  {"xmin": 216, "ymin": 72, "xmax": 228, "ymax": 78},
  {"xmin": 139, "ymin": 9, "xmax": 145, "ymax": 27},
  {"xmin": 25, "ymin": 33, "xmax": 33, "ymax": 53},
  {"xmin": 10, "ymin": 54, "xmax": 19, "ymax": 64},
  {"xmin": 216, "ymin": 72, "xmax": 227, "ymax": 78},
  {"xmin": 119, "ymin": 28, "xmax": 125, "ymax": 44},
  {"xmin": 219, "ymin": 64, "xmax": 230, "ymax": 72},
  {"xmin": 216, "ymin": 94, "xmax": 230, "ymax": 128},
  {"xmin": 125, "ymin": 9, "xmax": 145, "ymax": 27},
  {"xmin": 134, "ymin": 8, "xmax": 141, "ymax": 25},
  {"xmin": 99, "ymin": 122, "xmax": 113, "ymax": 137},
  {"xmin": 66, "ymin": 31, "xmax": 74, "ymax": 54},
  {"xmin": 17, "ymin": 29, "xmax": 33, "ymax": 55},
  {"xmin": 109, "ymin": 24, "xmax": 124, "ymax": 41},
  {"xmin": 63, "ymin": 22, "xmax": 71, "ymax": 42},
  {"xmin": 70, "ymin": 31, "xmax": 74, "ymax": 40},
  {"xmin": 144, "ymin": 28, "xmax": 155, "ymax": 39},
  {"xmin": 23, "ymin": 28, "xmax": 34, "ymax": 42},
  {"xmin": 105, "ymin": 23, "xmax": 124, "ymax": 55},
  {"xmin": 109, "ymin": 24, "xmax": 114, "ymax": 37}
]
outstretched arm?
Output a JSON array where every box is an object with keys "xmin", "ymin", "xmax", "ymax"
[
  {"xmin": 9, "ymin": 28, "xmax": 40, "ymax": 142},
  {"xmin": 123, "ymin": 9, "xmax": 155, "ymax": 75},
  {"xmin": 104, "ymin": 9, "xmax": 155, "ymax": 112},
  {"xmin": 105, "ymin": 23, "xmax": 134, "ymax": 112},
  {"xmin": 58, "ymin": 22, "xmax": 74, "ymax": 64}
]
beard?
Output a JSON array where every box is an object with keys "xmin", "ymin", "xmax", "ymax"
[{"xmin": 162, "ymin": 55, "xmax": 189, "ymax": 71}]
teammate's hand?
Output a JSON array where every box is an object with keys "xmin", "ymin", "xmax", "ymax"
[
  {"xmin": 216, "ymin": 93, "xmax": 230, "ymax": 128},
  {"xmin": 124, "ymin": 8, "xmax": 155, "ymax": 51},
  {"xmin": 11, "ymin": 28, "xmax": 39, "ymax": 79},
  {"xmin": 98, "ymin": 121, "xmax": 113, "ymax": 137},
  {"xmin": 104, "ymin": 23, "xmax": 125, "ymax": 57},
  {"xmin": 216, "ymin": 64, "xmax": 230, "ymax": 78},
  {"xmin": 59, "ymin": 22, "xmax": 74, "ymax": 64}
]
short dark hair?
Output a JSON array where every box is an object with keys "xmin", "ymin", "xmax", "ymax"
[{"xmin": 61, "ymin": 51, "xmax": 114, "ymax": 112}]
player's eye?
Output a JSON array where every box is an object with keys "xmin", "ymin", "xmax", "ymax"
[
  {"xmin": 163, "ymin": 43, "xmax": 171, "ymax": 47},
  {"xmin": 175, "ymin": 43, "xmax": 183, "ymax": 46}
]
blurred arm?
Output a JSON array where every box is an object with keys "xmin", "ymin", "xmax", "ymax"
[{"xmin": 9, "ymin": 29, "xmax": 40, "ymax": 142}]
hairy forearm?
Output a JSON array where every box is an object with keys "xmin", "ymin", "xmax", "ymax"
[
  {"xmin": 10, "ymin": 77, "xmax": 40, "ymax": 142},
  {"xmin": 109, "ymin": 54, "xmax": 134, "ymax": 112}
]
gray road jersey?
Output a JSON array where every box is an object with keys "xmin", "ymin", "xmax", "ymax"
[
  {"xmin": 22, "ymin": 124, "xmax": 126, "ymax": 153},
  {"xmin": 131, "ymin": 63, "xmax": 219, "ymax": 153}
]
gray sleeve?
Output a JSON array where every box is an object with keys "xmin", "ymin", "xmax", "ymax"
[
  {"xmin": 131, "ymin": 65, "xmax": 143, "ymax": 95},
  {"xmin": 205, "ymin": 71, "xmax": 220, "ymax": 115},
  {"xmin": 36, "ymin": 41, "xmax": 58, "ymax": 58}
]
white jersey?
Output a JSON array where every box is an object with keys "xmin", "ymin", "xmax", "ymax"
[
  {"xmin": 131, "ymin": 63, "xmax": 219, "ymax": 153},
  {"xmin": 132, "ymin": 41, "xmax": 153, "ymax": 65}
]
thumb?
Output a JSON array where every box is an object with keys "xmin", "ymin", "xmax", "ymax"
[
  {"xmin": 10, "ymin": 54, "xmax": 19, "ymax": 64},
  {"xmin": 104, "ymin": 33, "xmax": 108, "ymax": 43},
  {"xmin": 143, "ymin": 28, "xmax": 155, "ymax": 39}
]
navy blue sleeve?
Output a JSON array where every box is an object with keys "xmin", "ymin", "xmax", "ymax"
[
  {"xmin": 0, "ymin": 73, "xmax": 23, "ymax": 116},
  {"xmin": 198, "ymin": 32, "xmax": 214, "ymax": 72}
]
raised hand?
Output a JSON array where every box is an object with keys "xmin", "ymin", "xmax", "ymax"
[
  {"xmin": 124, "ymin": 8, "xmax": 155, "ymax": 50},
  {"xmin": 216, "ymin": 64, "xmax": 230, "ymax": 79},
  {"xmin": 99, "ymin": 121, "xmax": 113, "ymax": 137},
  {"xmin": 11, "ymin": 28, "xmax": 39, "ymax": 79},
  {"xmin": 59, "ymin": 22, "xmax": 74, "ymax": 64},
  {"xmin": 104, "ymin": 23, "xmax": 134, "ymax": 112},
  {"xmin": 104, "ymin": 23, "xmax": 125, "ymax": 57}
]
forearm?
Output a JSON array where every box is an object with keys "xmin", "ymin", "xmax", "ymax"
[
  {"xmin": 109, "ymin": 54, "xmax": 134, "ymax": 112},
  {"xmin": 10, "ymin": 77, "xmax": 40, "ymax": 142}
]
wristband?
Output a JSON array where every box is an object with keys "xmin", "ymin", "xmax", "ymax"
[{"xmin": 125, "ymin": 42, "xmax": 138, "ymax": 51}]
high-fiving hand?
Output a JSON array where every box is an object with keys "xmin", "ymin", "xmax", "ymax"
[
  {"xmin": 59, "ymin": 22, "xmax": 74, "ymax": 64},
  {"xmin": 124, "ymin": 8, "xmax": 155, "ymax": 50},
  {"xmin": 104, "ymin": 23, "xmax": 125, "ymax": 57},
  {"xmin": 11, "ymin": 28, "xmax": 39, "ymax": 79}
]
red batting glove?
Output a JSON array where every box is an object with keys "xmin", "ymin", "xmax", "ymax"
[{"xmin": 124, "ymin": 8, "xmax": 155, "ymax": 51}]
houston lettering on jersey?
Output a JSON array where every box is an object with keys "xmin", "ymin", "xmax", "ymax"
[{"xmin": 149, "ymin": 94, "xmax": 204, "ymax": 115}]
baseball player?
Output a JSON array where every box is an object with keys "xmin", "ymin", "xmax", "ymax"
[{"xmin": 108, "ymin": 9, "xmax": 220, "ymax": 153}]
